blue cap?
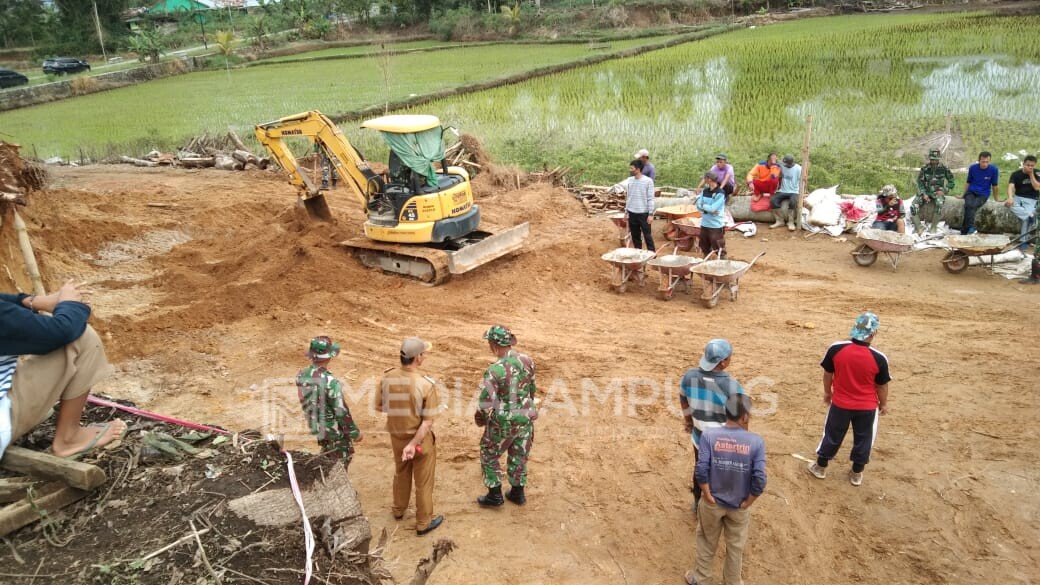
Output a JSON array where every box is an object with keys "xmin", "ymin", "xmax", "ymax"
[
  {"xmin": 850, "ymin": 312, "xmax": 880, "ymax": 341},
  {"xmin": 699, "ymin": 339, "xmax": 733, "ymax": 370}
]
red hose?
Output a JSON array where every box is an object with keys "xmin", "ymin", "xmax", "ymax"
[{"xmin": 87, "ymin": 395, "xmax": 232, "ymax": 435}]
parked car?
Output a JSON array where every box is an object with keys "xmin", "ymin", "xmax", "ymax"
[
  {"xmin": 0, "ymin": 68, "xmax": 29, "ymax": 88},
  {"xmin": 42, "ymin": 57, "xmax": 91, "ymax": 75}
]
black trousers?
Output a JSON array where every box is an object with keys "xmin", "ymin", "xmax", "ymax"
[
  {"xmin": 816, "ymin": 404, "xmax": 877, "ymax": 472},
  {"xmin": 628, "ymin": 212, "xmax": 655, "ymax": 251}
]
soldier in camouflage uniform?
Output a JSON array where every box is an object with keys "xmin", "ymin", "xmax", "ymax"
[
  {"xmin": 912, "ymin": 149, "xmax": 955, "ymax": 235},
  {"xmin": 474, "ymin": 325, "xmax": 538, "ymax": 507},
  {"xmin": 296, "ymin": 336, "xmax": 362, "ymax": 470}
]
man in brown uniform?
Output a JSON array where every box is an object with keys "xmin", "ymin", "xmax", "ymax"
[{"xmin": 377, "ymin": 336, "xmax": 444, "ymax": 535}]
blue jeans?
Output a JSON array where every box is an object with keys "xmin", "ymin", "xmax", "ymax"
[
  {"xmin": 1009, "ymin": 197, "xmax": 1037, "ymax": 250},
  {"xmin": 961, "ymin": 192, "xmax": 988, "ymax": 234}
]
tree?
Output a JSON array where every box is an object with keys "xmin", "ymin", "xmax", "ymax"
[
  {"xmin": 126, "ymin": 27, "xmax": 165, "ymax": 63},
  {"xmin": 215, "ymin": 29, "xmax": 234, "ymax": 80},
  {"xmin": 52, "ymin": 0, "xmax": 128, "ymax": 53},
  {"xmin": 0, "ymin": 0, "xmax": 46, "ymax": 48}
]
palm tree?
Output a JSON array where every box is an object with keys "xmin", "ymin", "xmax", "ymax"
[{"xmin": 215, "ymin": 29, "xmax": 235, "ymax": 81}]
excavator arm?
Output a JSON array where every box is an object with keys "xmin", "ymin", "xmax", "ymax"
[{"xmin": 255, "ymin": 111, "xmax": 379, "ymax": 218}]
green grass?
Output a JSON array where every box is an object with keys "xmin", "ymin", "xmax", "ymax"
[
  {"xmin": 0, "ymin": 42, "xmax": 661, "ymax": 161},
  {"xmin": 396, "ymin": 13, "xmax": 1040, "ymax": 194}
]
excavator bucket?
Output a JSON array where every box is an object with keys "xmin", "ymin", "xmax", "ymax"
[
  {"xmin": 447, "ymin": 222, "xmax": 530, "ymax": 275},
  {"xmin": 303, "ymin": 195, "xmax": 333, "ymax": 221}
]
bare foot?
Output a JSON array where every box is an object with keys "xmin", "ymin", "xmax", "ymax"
[{"xmin": 52, "ymin": 419, "xmax": 128, "ymax": 458}]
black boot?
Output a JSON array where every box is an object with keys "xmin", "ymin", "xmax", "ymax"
[
  {"xmin": 477, "ymin": 485, "xmax": 504, "ymax": 507},
  {"xmin": 1021, "ymin": 259, "xmax": 1040, "ymax": 284},
  {"xmin": 506, "ymin": 485, "xmax": 526, "ymax": 506}
]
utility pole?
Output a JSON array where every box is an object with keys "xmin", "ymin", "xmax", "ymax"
[{"xmin": 92, "ymin": 0, "xmax": 108, "ymax": 62}]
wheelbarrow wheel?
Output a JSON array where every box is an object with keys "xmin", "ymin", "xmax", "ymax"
[
  {"xmin": 616, "ymin": 282, "xmax": 628, "ymax": 293},
  {"xmin": 852, "ymin": 244, "xmax": 878, "ymax": 267},
  {"xmin": 942, "ymin": 250, "xmax": 970, "ymax": 274},
  {"xmin": 729, "ymin": 284, "xmax": 739, "ymax": 302},
  {"xmin": 702, "ymin": 294, "xmax": 719, "ymax": 308},
  {"xmin": 659, "ymin": 288, "xmax": 674, "ymax": 301}
]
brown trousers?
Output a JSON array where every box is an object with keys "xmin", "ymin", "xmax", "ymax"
[
  {"xmin": 390, "ymin": 432, "xmax": 436, "ymax": 531},
  {"xmin": 692, "ymin": 500, "xmax": 751, "ymax": 585},
  {"xmin": 10, "ymin": 325, "xmax": 111, "ymax": 439}
]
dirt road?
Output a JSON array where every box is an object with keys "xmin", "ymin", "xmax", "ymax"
[{"xmin": 14, "ymin": 165, "xmax": 1038, "ymax": 584}]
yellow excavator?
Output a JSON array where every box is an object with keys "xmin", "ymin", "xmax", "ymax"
[{"xmin": 255, "ymin": 110, "xmax": 529, "ymax": 284}]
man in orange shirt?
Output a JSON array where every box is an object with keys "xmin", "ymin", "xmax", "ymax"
[
  {"xmin": 745, "ymin": 153, "xmax": 782, "ymax": 210},
  {"xmin": 377, "ymin": 336, "xmax": 444, "ymax": 535}
]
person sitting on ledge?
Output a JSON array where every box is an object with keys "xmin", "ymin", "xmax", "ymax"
[{"xmin": 0, "ymin": 280, "xmax": 126, "ymax": 459}]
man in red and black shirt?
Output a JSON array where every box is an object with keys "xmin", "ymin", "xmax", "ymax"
[{"xmin": 807, "ymin": 312, "xmax": 891, "ymax": 486}]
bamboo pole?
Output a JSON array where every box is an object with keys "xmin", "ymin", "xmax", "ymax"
[
  {"xmin": 12, "ymin": 210, "xmax": 45, "ymax": 295},
  {"xmin": 796, "ymin": 114, "xmax": 814, "ymax": 232}
]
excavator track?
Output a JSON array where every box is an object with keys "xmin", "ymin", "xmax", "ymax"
[
  {"xmin": 343, "ymin": 238, "xmax": 453, "ymax": 285},
  {"xmin": 341, "ymin": 221, "xmax": 528, "ymax": 285}
]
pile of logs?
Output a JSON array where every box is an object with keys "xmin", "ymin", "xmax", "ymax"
[
  {"xmin": 115, "ymin": 129, "xmax": 271, "ymax": 171},
  {"xmin": 571, "ymin": 184, "xmax": 683, "ymax": 215},
  {"xmin": 530, "ymin": 165, "xmax": 572, "ymax": 186}
]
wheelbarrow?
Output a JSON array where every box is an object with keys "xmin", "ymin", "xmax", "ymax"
[
  {"xmin": 646, "ymin": 253, "xmax": 701, "ymax": 300},
  {"xmin": 601, "ymin": 247, "xmax": 657, "ymax": 293},
  {"xmin": 606, "ymin": 212, "xmax": 631, "ymax": 247},
  {"xmin": 655, "ymin": 205, "xmax": 701, "ymax": 241},
  {"xmin": 851, "ymin": 228, "xmax": 915, "ymax": 271},
  {"xmin": 941, "ymin": 233, "xmax": 1020, "ymax": 274},
  {"xmin": 690, "ymin": 251, "xmax": 766, "ymax": 308},
  {"xmin": 671, "ymin": 216, "xmax": 702, "ymax": 252}
]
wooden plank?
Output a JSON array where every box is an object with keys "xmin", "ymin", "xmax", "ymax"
[
  {"xmin": 0, "ymin": 481, "xmax": 88, "ymax": 537},
  {"xmin": 0, "ymin": 478, "xmax": 38, "ymax": 504},
  {"xmin": 1, "ymin": 446, "xmax": 107, "ymax": 490}
]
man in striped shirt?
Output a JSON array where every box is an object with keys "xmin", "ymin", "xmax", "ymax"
[
  {"xmin": 625, "ymin": 159, "xmax": 656, "ymax": 252},
  {"xmin": 0, "ymin": 281, "xmax": 124, "ymax": 459},
  {"xmin": 680, "ymin": 339, "xmax": 744, "ymax": 509},
  {"xmin": 808, "ymin": 312, "xmax": 891, "ymax": 486}
]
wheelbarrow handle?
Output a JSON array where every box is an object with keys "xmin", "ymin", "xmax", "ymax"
[
  {"xmin": 746, "ymin": 251, "xmax": 767, "ymax": 269},
  {"xmin": 703, "ymin": 249, "xmax": 720, "ymax": 262}
]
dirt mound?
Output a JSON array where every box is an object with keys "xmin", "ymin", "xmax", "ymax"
[
  {"xmin": 458, "ymin": 133, "xmax": 491, "ymax": 168},
  {"xmin": 0, "ymin": 141, "xmax": 47, "ymax": 192}
]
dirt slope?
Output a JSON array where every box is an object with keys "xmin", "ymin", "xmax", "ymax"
[{"xmin": 5, "ymin": 164, "xmax": 1037, "ymax": 584}]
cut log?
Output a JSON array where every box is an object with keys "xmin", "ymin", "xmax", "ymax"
[
  {"xmin": 213, "ymin": 154, "xmax": 245, "ymax": 171},
  {"xmin": 0, "ymin": 478, "xmax": 38, "ymax": 504},
  {"xmin": 1, "ymin": 446, "xmax": 107, "ymax": 490},
  {"xmin": 227, "ymin": 127, "xmax": 251, "ymax": 153},
  {"xmin": 232, "ymin": 149, "xmax": 258, "ymax": 166},
  {"xmin": 119, "ymin": 156, "xmax": 159, "ymax": 167},
  {"xmin": 0, "ymin": 481, "xmax": 89, "ymax": 537},
  {"xmin": 178, "ymin": 157, "xmax": 216, "ymax": 169}
]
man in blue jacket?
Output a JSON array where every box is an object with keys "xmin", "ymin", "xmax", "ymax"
[
  {"xmin": 0, "ymin": 281, "xmax": 124, "ymax": 459},
  {"xmin": 685, "ymin": 394, "xmax": 767, "ymax": 585},
  {"xmin": 696, "ymin": 173, "xmax": 728, "ymax": 259}
]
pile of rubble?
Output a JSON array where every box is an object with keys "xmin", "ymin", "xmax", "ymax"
[{"xmin": 0, "ymin": 141, "xmax": 47, "ymax": 205}]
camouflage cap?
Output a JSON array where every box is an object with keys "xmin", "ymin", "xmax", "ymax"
[
  {"xmin": 880, "ymin": 184, "xmax": 898, "ymax": 198},
  {"xmin": 928, "ymin": 149, "xmax": 941, "ymax": 160},
  {"xmin": 306, "ymin": 335, "xmax": 340, "ymax": 360},
  {"xmin": 483, "ymin": 325, "xmax": 516, "ymax": 347},
  {"xmin": 850, "ymin": 312, "xmax": 880, "ymax": 341}
]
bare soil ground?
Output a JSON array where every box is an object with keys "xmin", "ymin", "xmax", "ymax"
[{"xmin": 4, "ymin": 164, "xmax": 1038, "ymax": 584}]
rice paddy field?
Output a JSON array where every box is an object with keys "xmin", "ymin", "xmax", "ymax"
[
  {"xmin": 400, "ymin": 12, "xmax": 1040, "ymax": 193},
  {"xmin": 0, "ymin": 35, "xmax": 680, "ymax": 161},
  {"xmin": 2, "ymin": 12, "xmax": 1038, "ymax": 194}
]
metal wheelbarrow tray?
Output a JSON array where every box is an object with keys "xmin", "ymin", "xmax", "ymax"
[
  {"xmin": 646, "ymin": 254, "xmax": 701, "ymax": 300},
  {"xmin": 689, "ymin": 251, "xmax": 766, "ymax": 308},
  {"xmin": 852, "ymin": 228, "xmax": 915, "ymax": 271},
  {"xmin": 941, "ymin": 234, "xmax": 1012, "ymax": 274},
  {"xmin": 655, "ymin": 205, "xmax": 701, "ymax": 242},
  {"xmin": 601, "ymin": 248, "xmax": 658, "ymax": 293},
  {"xmin": 671, "ymin": 216, "xmax": 703, "ymax": 252}
]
